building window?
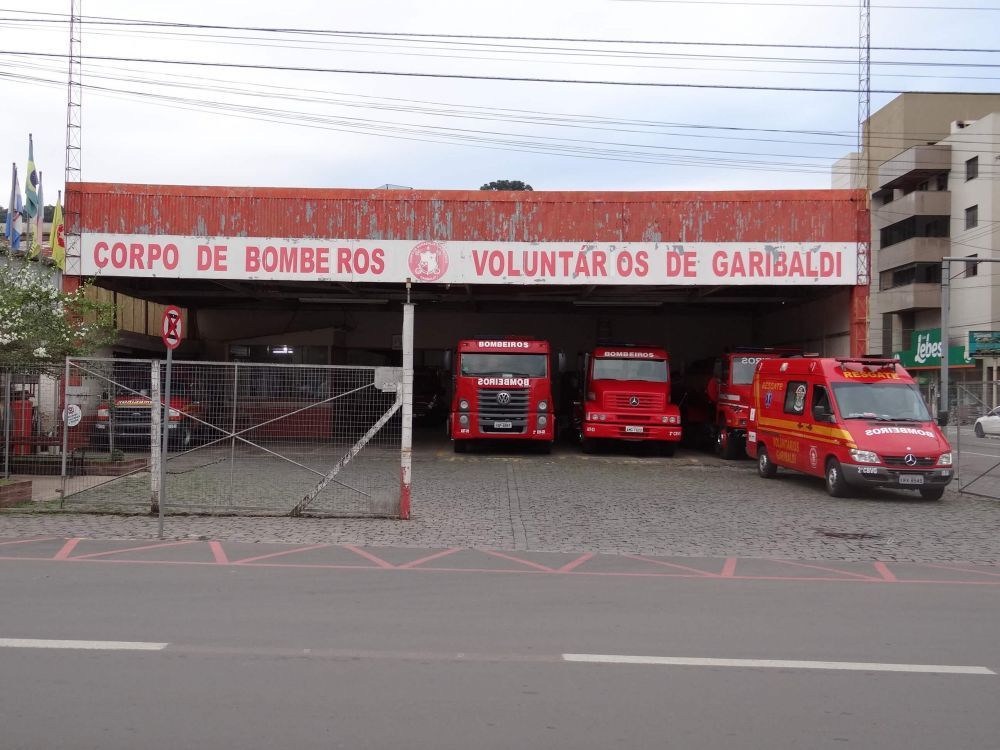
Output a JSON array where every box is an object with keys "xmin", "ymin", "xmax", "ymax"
[
  {"xmin": 878, "ymin": 263, "xmax": 942, "ymax": 291},
  {"xmin": 966, "ymin": 254, "xmax": 979, "ymax": 278},
  {"xmin": 935, "ymin": 173, "xmax": 948, "ymax": 191},
  {"xmin": 966, "ymin": 205, "xmax": 978, "ymax": 230},
  {"xmin": 966, "ymin": 156, "xmax": 979, "ymax": 181}
]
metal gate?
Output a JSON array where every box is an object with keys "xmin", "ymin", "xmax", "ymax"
[
  {"xmin": 55, "ymin": 357, "xmax": 406, "ymax": 517},
  {"xmin": 946, "ymin": 382, "xmax": 1000, "ymax": 500}
]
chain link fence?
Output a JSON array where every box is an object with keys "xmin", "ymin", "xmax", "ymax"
[{"xmin": 2, "ymin": 358, "xmax": 406, "ymax": 517}]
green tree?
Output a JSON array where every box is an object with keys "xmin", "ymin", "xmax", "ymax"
[
  {"xmin": 0, "ymin": 261, "xmax": 117, "ymax": 367},
  {"xmin": 480, "ymin": 180, "xmax": 533, "ymax": 191}
]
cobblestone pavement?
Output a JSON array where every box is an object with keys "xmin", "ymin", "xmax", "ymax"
[{"xmin": 3, "ymin": 444, "xmax": 999, "ymax": 563}]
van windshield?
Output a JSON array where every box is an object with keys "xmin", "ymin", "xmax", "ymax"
[
  {"xmin": 592, "ymin": 358, "xmax": 668, "ymax": 383},
  {"xmin": 460, "ymin": 353, "xmax": 547, "ymax": 378},
  {"xmin": 831, "ymin": 382, "xmax": 932, "ymax": 421}
]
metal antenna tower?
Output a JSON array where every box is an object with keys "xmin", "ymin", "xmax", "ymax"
[
  {"xmin": 64, "ymin": 0, "xmax": 82, "ymax": 270},
  {"xmin": 857, "ymin": 0, "xmax": 871, "ymax": 191}
]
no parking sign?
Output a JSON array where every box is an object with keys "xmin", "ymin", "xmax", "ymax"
[{"xmin": 161, "ymin": 306, "xmax": 183, "ymax": 350}]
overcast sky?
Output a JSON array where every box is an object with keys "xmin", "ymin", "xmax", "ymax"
[{"xmin": 1, "ymin": 0, "xmax": 998, "ymax": 201}]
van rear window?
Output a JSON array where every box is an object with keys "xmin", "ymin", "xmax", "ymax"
[{"xmin": 783, "ymin": 381, "xmax": 808, "ymax": 415}]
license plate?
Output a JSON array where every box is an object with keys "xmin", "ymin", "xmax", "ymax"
[
  {"xmin": 493, "ymin": 421, "xmax": 513, "ymax": 429},
  {"xmin": 625, "ymin": 425, "xmax": 644, "ymax": 434},
  {"xmin": 898, "ymin": 474, "xmax": 924, "ymax": 486}
]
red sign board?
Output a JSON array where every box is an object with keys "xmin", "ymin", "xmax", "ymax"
[{"xmin": 161, "ymin": 306, "xmax": 183, "ymax": 350}]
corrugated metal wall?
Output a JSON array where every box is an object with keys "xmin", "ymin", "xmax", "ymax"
[{"xmin": 68, "ymin": 184, "xmax": 868, "ymax": 245}]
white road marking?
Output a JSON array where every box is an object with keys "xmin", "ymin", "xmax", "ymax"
[
  {"xmin": 0, "ymin": 638, "xmax": 167, "ymax": 651},
  {"xmin": 562, "ymin": 654, "xmax": 995, "ymax": 675}
]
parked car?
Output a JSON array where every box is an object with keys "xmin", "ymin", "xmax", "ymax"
[{"xmin": 974, "ymin": 407, "xmax": 1000, "ymax": 438}]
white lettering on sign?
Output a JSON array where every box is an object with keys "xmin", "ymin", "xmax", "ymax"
[
  {"xmin": 914, "ymin": 332, "xmax": 944, "ymax": 364},
  {"xmin": 75, "ymin": 235, "xmax": 861, "ymax": 286},
  {"xmin": 476, "ymin": 341, "xmax": 532, "ymax": 349},
  {"xmin": 601, "ymin": 351, "xmax": 659, "ymax": 359},
  {"xmin": 864, "ymin": 427, "xmax": 935, "ymax": 438},
  {"xmin": 477, "ymin": 377, "xmax": 531, "ymax": 387}
]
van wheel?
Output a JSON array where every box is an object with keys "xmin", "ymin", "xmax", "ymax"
[
  {"xmin": 975, "ymin": 423, "xmax": 985, "ymax": 438},
  {"xmin": 453, "ymin": 440, "xmax": 468, "ymax": 454},
  {"xmin": 825, "ymin": 458, "xmax": 851, "ymax": 498},
  {"xmin": 919, "ymin": 486, "xmax": 945, "ymax": 501},
  {"xmin": 757, "ymin": 446, "xmax": 777, "ymax": 478}
]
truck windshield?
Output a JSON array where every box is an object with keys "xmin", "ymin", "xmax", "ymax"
[
  {"xmin": 592, "ymin": 358, "xmax": 668, "ymax": 383},
  {"xmin": 730, "ymin": 357, "xmax": 763, "ymax": 385},
  {"xmin": 831, "ymin": 382, "xmax": 932, "ymax": 421},
  {"xmin": 460, "ymin": 353, "xmax": 547, "ymax": 378}
]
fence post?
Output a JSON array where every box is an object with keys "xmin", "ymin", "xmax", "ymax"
[
  {"xmin": 2, "ymin": 370, "xmax": 10, "ymax": 481},
  {"xmin": 59, "ymin": 359, "xmax": 71, "ymax": 507},
  {"xmin": 955, "ymin": 385, "xmax": 962, "ymax": 488},
  {"xmin": 400, "ymin": 302, "xmax": 414, "ymax": 520},
  {"xmin": 229, "ymin": 362, "xmax": 239, "ymax": 505},
  {"xmin": 150, "ymin": 360, "xmax": 161, "ymax": 513}
]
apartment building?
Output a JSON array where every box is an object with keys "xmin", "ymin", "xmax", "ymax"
[{"xmin": 846, "ymin": 93, "xmax": 1000, "ymax": 389}]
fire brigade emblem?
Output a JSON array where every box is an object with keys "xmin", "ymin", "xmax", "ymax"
[
  {"xmin": 764, "ymin": 391, "xmax": 773, "ymax": 408},
  {"xmin": 809, "ymin": 446, "xmax": 818, "ymax": 469},
  {"xmin": 629, "ymin": 396, "xmax": 640, "ymax": 407},
  {"xmin": 407, "ymin": 241, "xmax": 449, "ymax": 282},
  {"xmin": 496, "ymin": 391, "xmax": 512, "ymax": 406}
]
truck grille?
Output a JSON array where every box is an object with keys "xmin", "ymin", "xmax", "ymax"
[
  {"xmin": 477, "ymin": 387, "xmax": 529, "ymax": 434},
  {"xmin": 607, "ymin": 392, "xmax": 665, "ymax": 410},
  {"xmin": 114, "ymin": 406, "xmax": 151, "ymax": 423},
  {"xmin": 882, "ymin": 455, "xmax": 936, "ymax": 467}
]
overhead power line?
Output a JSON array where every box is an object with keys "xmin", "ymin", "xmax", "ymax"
[{"xmin": 0, "ymin": 50, "xmax": 920, "ymax": 94}]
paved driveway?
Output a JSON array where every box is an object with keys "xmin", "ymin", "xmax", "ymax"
[{"xmin": 3, "ymin": 437, "xmax": 998, "ymax": 563}]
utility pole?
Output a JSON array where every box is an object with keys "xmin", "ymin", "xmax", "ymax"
[{"xmin": 64, "ymin": 0, "xmax": 82, "ymax": 273}]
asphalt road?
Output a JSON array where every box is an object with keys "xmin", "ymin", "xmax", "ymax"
[{"xmin": 2, "ymin": 547, "xmax": 998, "ymax": 750}]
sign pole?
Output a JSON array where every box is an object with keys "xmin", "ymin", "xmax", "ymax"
[
  {"xmin": 158, "ymin": 349, "xmax": 171, "ymax": 539},
  {"xmin": 158, "ymin": 305, "xmax": 184, "ymax": 539}
]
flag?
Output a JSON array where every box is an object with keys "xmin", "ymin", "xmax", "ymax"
[
  {"xmin": 28, "ymin": 171, "xmax": 43, "ymax": 258},
  {"xmin": 24, "ymin": 134, "xmax": 38, "ymax": 219},
  {"xmin": 50, "ymin": 191, "xmax": 65, "ymax": 271},
  {"xmin": 4, "ymin": 163, "xmax": 23, "ymax": 251}
]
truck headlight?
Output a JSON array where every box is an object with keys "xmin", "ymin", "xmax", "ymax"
[
  {"xmin": 459, "ymin": 399, "xmax": 470, "ymax": 411},
  {"xmin": 538, "ymin": 400, "xmax": 548, "ymax": 412},
  {"xmin": 661, "ymin": 415, "xmax": 670, "ymax": 424},
  {"xmin": 537, "ymin": 414, "xmax": 548, "ymax": 428},
  {"xmin": 938, "ymin": 452, "xmax": 953, "ymax": 466},
  {"xmin": 849, "ymin": 449, "xmax": 880, "ymax": 464},
  {"xmin": 458, "ymin": 414, "xmax": 470, "ymax": 426}
]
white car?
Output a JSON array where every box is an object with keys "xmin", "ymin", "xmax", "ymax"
[{"xmin": 974, "ymin": 407, "xmax": 1000, "ymax": 437}]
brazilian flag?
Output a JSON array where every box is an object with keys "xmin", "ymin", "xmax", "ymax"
[{"xmin": 24, "ymin": 133, "xmax": 38, "ymax": 220}]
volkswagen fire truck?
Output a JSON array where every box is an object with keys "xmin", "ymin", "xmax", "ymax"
[
  {"xmin": 576, "ymin": 346, "xmax": 681, "ymax": 455},
  {"xmin": 449, "ymin": 339, "xmax": 556, "ymax": 453}
]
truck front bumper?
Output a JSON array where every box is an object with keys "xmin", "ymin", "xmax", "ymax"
[{"xmin": 583, "ymin": 422, "xmax": 682, "ymax": 442}]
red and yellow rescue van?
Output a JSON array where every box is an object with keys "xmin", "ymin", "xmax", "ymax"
[{"xmin": 746, "ymin": 357, "xmax": 953, "ymax": 500}]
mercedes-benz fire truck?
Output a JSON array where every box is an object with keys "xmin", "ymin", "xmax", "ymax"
[
  {"xmin": 680, "ymin": 348, "xmax": 796, "ymax": 459},
  {"xmin": 449, "ymin": 339, "xmax": 556, "ymax": 453},
  {"xmin": 576, "ymin": 346, "xmax": 682, "ymax": 455}
]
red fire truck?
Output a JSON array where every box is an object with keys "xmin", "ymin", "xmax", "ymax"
[
  {"xmin": 681, "ymin": 348, "xmax": 796, "ymax": 460},
  {"xmin": 449, "ymin": 339, "xmax": 556, "ymax": 453},
  {"xmin": 576, "ymin": 346, "xmax": 682, "ymax": 455}
]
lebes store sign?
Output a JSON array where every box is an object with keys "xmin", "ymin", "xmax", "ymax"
[{"xmin": 77, "ymin": 235, "xmax": 859, "ymax": 286}]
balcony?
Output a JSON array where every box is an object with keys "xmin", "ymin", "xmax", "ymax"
[
  {"xmin": 878, "ymin": 145, "xmax": 951, "ymax": 191},
  {"xmin": 877, "ymin": 237, "xmax": 951, "ymax": 273},
  {"xmin": 874, "ymin": 190, "xmax": 951, "ymax": 230},
  {"xmin": 878, "ymin": 283, "xmax": 941, "ymax": 313}
]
